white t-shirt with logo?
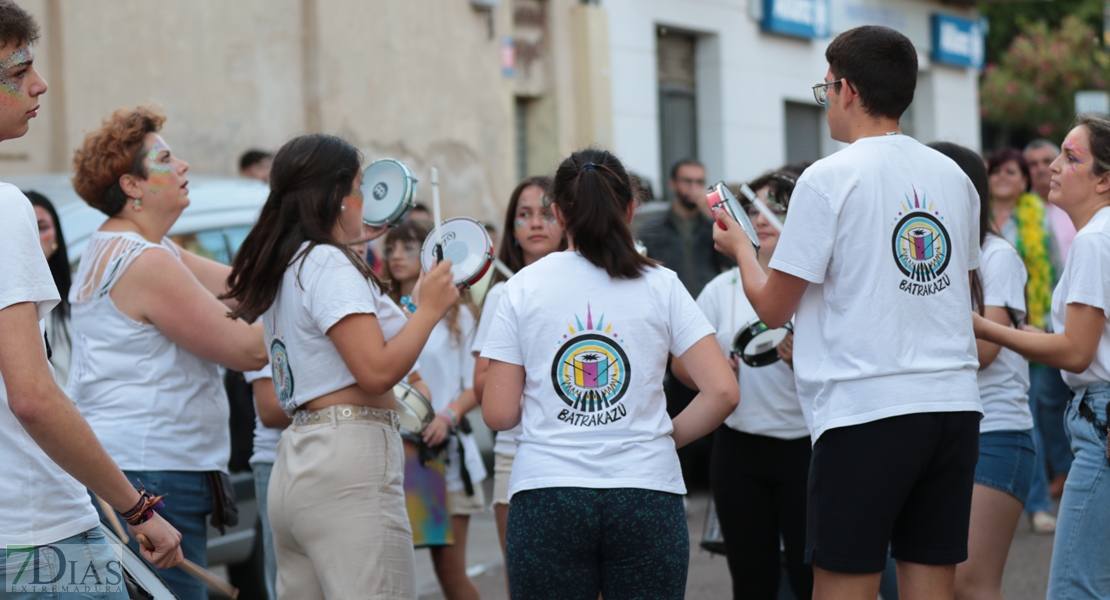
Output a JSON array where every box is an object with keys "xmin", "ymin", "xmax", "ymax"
[
  {"xmin": 697, "ymin": 269, "xmax": 809, "ymax": 439},
  {"xmin": 262, "ymin": 243, "xmax": 409, "ymax": 414},
  {"xmin": 471, "ymin": 282, "xmax": 523, "ymax": 457},
  {"xmin": 481, "ymin": 252, "xmax": 715, "ymax": 498},
  {"xmin": 977, "ymin": 235, "xmax": 1034, "ymax": 432},
  {"xmin": 0, "ymin": 184, "xmax": 99, "ymax": 546},
  {"xmin": 1052, "ymin": 206, "xmax": 1110, "ymax": 388},
  {"xmin": 769, "ymin": 135, "xmax": 982, "ymax": 442}
]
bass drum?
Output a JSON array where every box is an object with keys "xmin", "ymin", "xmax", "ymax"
[{"xmin": 100, "ymin": 521, "xmax": 178, "ymax": 599}]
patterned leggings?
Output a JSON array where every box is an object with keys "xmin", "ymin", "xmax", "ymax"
[{"xmin": 506, "ymin": 487, "xmax": 689, "ymax": 600}]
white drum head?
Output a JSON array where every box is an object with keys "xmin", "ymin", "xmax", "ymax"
[
  {"xmin": 362, "ymin": 159, "xmax": 416, "ymax": 226},
  {"xmin": 394, "ymin": 381, "xmax": 434, "ymax": 434},
  {"xmin": 421, "ymin": 217, "xmax": 493, "ymax": 287},
  {"xmin": 744, "ymin": 328, "xmax": 790, "ymax": 357}
]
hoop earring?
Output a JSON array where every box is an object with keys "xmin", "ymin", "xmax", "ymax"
[{"xmin": 132, "ymin": 198, "xmax": 142, "ymax": 212}]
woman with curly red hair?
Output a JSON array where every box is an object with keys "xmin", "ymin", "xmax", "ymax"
[{"xmin": 68, "ymin": 106, "xmax": 267, "ymax": 599}]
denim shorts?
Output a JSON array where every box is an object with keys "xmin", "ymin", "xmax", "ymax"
[{"xmin": 974, "ymin": 429, "xmax": 1036, "ymax": 505}]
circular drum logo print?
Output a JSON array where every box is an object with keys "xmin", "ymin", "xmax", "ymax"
[
  {"xmin": 892, "ymin": 212, "xmax": 951, "ymax": 283},
  {"xmin": 270, "ymin": 339, "xmax": 295, "ymax": 410},
  {"xmin": 551, "ymin": 333, "xmax": 630, "ymax": 413},
  {"xmin": 372, "ymin": 181, "xmax": 388, "ymax": 201}
]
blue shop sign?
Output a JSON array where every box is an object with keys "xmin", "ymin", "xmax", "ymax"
[
  {"xmin": 931, "ymin": 14, "xmax": 985, "ymax": 69},
  {"xmin": 762, "ymin": 0, "xmax": 830, "ymax": 39}
]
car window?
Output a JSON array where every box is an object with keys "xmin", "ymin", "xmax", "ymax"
[
  {"xmin": 170, "ymin": 225, "xmax": 255, "ymax": 266},
  {"xmin": 225, "ymin": 225, "xmax": 253, "ymax": 259}
]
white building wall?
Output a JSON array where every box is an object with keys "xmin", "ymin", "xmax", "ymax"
[{"xmin": 606, "ymin": 0, "xmax": 982, "ymax": 194}]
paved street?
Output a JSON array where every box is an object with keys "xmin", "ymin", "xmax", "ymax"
[{"xmin": 418, "ymin": 488, "xmax": 1055, "ymax": 600}]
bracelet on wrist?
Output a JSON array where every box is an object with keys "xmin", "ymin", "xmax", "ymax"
[
  {"xmin": 441, "ymin": 405, "xmax": 460, "ymax": 428},
  {"xmin": 120, "ymin": 484, "xmax": 166, "ymax": 526},
  {"xmin": 399, "ymin": 295, "xmax": 418, "ymax": 314}
]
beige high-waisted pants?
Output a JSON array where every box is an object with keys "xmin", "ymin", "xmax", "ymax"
[{"xmin": 269, "ymin": 413, "xmax": 415, "ymax": 599}]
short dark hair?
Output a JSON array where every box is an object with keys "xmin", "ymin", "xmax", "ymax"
[
  {"xmin": 825, "ymin": 25, "xmax": 917, "ymax": 120},
  {"xmin": 669, "ymin": 157, "xmax": 704, "ymax": 181},
  {"xmin": 0, "ymin": 1, "xmax": 39, "ymax": 49},
  {"xmin": 1023, "ymin": 139, "xmax": 1060, "ymax": 156},
  {"xmin": 986, "ymin": 148, "xmax": 1031, "ymax": 193},
  {"xmin": 238, "ymin": 149, "xmax": 272, "ymax": 172}
]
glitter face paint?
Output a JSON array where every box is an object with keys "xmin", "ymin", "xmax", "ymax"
[
  {"xmin": 1062, "ymin": 141, "xmax": 1088, "ymax": 176},
  {"xmin": 0, "ymin": 46, "xmax": 33, "ymax": 106},
  {"xmin": 144, "ymin": 141, "xmax": 174, "ymax": 194}
]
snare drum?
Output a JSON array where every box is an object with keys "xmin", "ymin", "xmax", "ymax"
[
  {"xmin": 706, "ymin": 181, "xmax": 760, "ymax": 250},
  {"xmin": 394, "ymin": 380, "xmax": 434, "ymax": 434},
  {"xmin": 732, "ymin": 319, "xmax": 794, "ymax": 367},
  {"xmin": 362, "ymin": 158, "xmax": 418, "ymax": 227},
  {"xmin": 420, "ymin": 217, "xmax": 494, "ymax": 288}
]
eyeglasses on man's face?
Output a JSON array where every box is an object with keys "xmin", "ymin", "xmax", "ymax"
[{"xmin": 812, "ymin": 78, "xmax": 855, "ymax": 107}]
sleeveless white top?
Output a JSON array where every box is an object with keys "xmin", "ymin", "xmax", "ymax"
[{"xmin": 67, "ymin": 232, "xmax": 230, "ymax": 472}]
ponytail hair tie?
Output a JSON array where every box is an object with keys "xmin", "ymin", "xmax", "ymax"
[{"xmin": 583, "ymin": 162, "xmax": 596, "ymax": 171}]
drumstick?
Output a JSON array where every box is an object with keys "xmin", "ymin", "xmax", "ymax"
[
  {"xmin": 135, "ymin": 534, "xmax": 240, "ymax": 599},
  {"xmin": 739, "ymin": 183, "xmax": 783, "ymax": 232},
  {"xmin": 94, "ymin": 494, "xmax": 129, "ymax": 544},
  {"xmin": 493, "ymin": 257, "xmax": 514, "ymax": 279},
  {"xmin": 431, "ymin": 167, "xmax": 444, "ymax": 262}
]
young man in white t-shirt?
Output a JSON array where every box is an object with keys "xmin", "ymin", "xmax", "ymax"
[
  {"xmin": 0, "ymin": 2, "xmax": 182, "ymax": 593},
  {"xmin": 713, "ymin": 26, "xmax": 981, "ymax": 600}
]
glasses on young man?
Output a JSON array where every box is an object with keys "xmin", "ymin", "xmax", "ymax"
[{"xmin": 811, "ymin": 78, "xmax": 855, "ymax": 107}]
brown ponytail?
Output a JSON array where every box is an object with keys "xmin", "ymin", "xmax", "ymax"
[{"xmin": 551, "ymin": 149, "xmax": 655, "ymax": 279}]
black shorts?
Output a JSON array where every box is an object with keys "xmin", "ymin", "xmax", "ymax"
[{"xmin": 806, "ymin": 411, "xmax": 980, "ymax": 573}]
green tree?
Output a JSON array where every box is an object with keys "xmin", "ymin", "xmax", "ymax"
[
  {"xmin": 981, "ymin": 15, "xmax": 1110, "ymax": 140},
  {"xmin": 979, "ymin": 0, "xmax": 1103, "ymax": 65}
]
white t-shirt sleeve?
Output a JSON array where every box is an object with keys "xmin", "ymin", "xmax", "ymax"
[
  {"xmin": 0, "ymin": 186, "xmax": 60, "ymax": 319},
  {"xmin": 243, "ymin": 365, "xmax": 272, "ymax": 384},
  {"xmin": 471, "ymin": 283, "xmax": 504, "ymax": 355},
  {"xmin": 667, "ymin": 274, "xmax": 716, "ymax": 356},
  {"xmin": 966, "ymin": 180, "xmax": 982, "ymax": 270},
  {"xmin": 460, "ymin": 310, "xmax": 477, "ymax": 389},
  {"xmin": 480, "ymin": 285, "xmax": 524, "ymax": 365},
  {"xmin": 982, "ymin": 240, "xmax": 1027, "ymax": 318},
  {"xmin": 769, "ymin": 179, "xmax": 837, "ymax": 284},
  {"xmin": 1063, "ymin": 234, "xmax": 1110, "ymax": 316},
  {"xmin": 302, "ymin": 249, "xmax": 379, "ymax": 334}
]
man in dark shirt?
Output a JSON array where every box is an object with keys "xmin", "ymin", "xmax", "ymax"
[
  {"xmin": 638, "ymin": 158, "xmax": 733, "ymax": 297},
  {"xmin": 636, "ymin": 158, "xmax": 733, "ymax": 486}
]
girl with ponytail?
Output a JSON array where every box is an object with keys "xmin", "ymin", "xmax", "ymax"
[{"xmin": 479, "ymin": 148, "xmax": 738, "ymax": 599}]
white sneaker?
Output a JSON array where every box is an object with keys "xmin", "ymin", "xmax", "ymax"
[{"xmin": 1030, "ymin": 511, "xmax": 1056, "ymax": 534}]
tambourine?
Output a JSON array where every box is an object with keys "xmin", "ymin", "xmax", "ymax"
[
  {"xmin": 362, "ymin": 158, "xmax": 418, "ymax": 227},
  {"xmin": 706, "ymin": 181, "xmax": 760, "ymax": 250},
  {"xmin": 732, "ymin": 319, "xmax": 794, "ymax": 367},
  {"xmin": 420, "ymin": 217, "xmax": 494, "ymax": 288},
  {"xmin": 394, "ymin": 380, "xmax": 434, "ymax": 434}
]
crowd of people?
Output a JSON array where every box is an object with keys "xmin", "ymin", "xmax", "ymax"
[{"xmin": 1, "ymin": 1, "xmax": 1109, "ymax": 599}]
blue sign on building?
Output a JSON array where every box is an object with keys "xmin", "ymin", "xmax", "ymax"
[
  {"xmin": 931, "ymin": 14, "xmax": 985, "ymax": 70},
  {"xmin": 762, "ymin": 0, "xmax": 830, "ymax": 39}
]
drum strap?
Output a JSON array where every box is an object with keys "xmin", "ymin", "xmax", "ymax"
[{"xmin": 456, "ymin": 433, "xmax": 475, "ymax": 497}]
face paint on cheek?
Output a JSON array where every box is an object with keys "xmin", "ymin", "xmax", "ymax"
[
  {"xmin": 0, "ymin": 46, "xmax": 32, "ymax": 106},
  {"xmin": 145, "ymin": 142, "xmax": 174, "ymax": 194},
  {"xmin": 514, "ymin": 219, "xmax": 527, "ymax": 230}
]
